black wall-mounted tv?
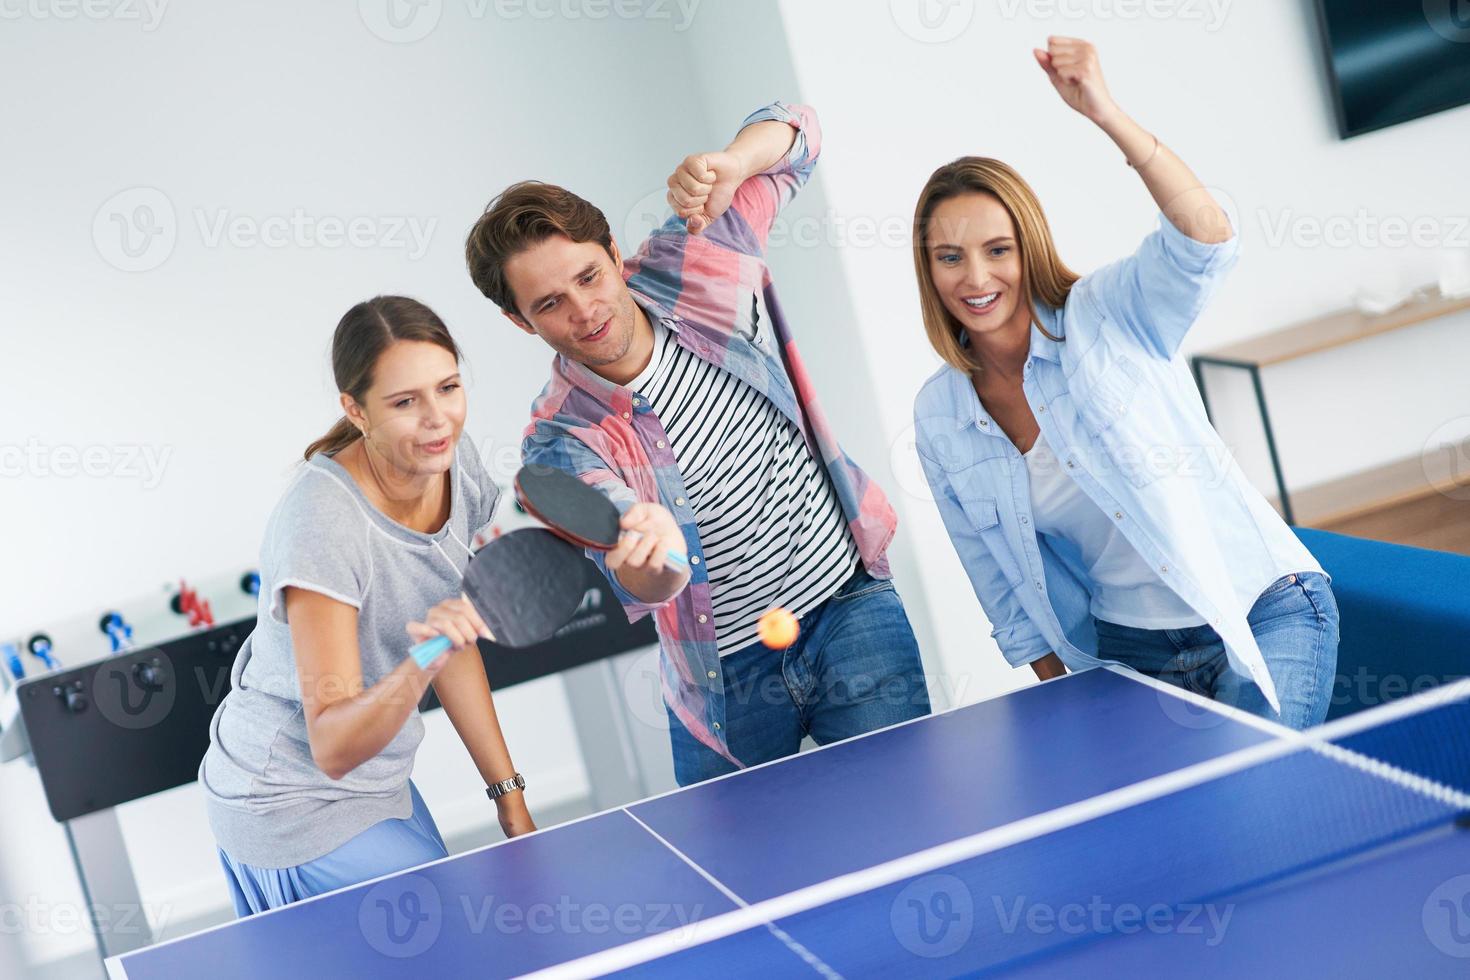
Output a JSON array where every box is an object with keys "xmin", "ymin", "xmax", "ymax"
[{"xmin": 1313, "ymin": 0, "xmax": 1470, "ymax": 138}]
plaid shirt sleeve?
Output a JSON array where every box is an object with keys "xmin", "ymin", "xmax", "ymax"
[
  {"xmin": 697, "ymin": 101, "xmax": 822, "ymax": 259},
  {"xmin": 520, "ymin": 422, "xmax": 670, "ymax": 623}
]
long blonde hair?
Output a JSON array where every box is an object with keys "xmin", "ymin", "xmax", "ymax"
[{"xmin": 912, "ymin": 157, "xmax": 1079, "ymax": 373}]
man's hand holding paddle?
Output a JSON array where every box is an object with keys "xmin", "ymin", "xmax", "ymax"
[{"xmin": 606, "ymin": 501, "xmax": 691, "ymax": 605}]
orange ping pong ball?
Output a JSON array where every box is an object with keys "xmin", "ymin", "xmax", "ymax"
[{"xmin": 758, "ymin": 607, "xmax": 799, "ymax": 648}]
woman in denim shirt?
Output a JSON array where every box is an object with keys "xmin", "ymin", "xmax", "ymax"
[{"xmin": 911, "ymin": 38, "xmax": 1339, "ymax": 728}]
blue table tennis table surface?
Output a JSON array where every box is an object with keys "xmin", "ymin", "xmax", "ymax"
[{"xmin": 107, "ymin": 667, "xmax": 1470, "ymax": 978}]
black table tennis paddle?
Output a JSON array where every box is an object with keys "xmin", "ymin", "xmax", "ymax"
[
  {"xmin": 515, "ymin": 464, "xmax": 689, "ymax": 569},
  {"xmin": 409, "ymin": 527, "xmax": 590, "ymax": 666}
]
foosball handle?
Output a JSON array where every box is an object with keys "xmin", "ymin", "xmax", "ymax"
[{"xmin": 26, "ymin": 633, "xmax": 59, "ymax": 671}]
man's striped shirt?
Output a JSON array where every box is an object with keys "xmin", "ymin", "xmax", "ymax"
[{"xmin": 630, "ymin": 319, "xmax": 859, "ymax": 655}]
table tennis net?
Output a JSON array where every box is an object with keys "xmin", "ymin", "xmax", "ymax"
[{"xmin": 528, "ymin": 679, "xmax": 1470, "ymax": 979}]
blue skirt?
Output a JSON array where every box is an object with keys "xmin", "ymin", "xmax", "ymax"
[{"xmin": 217, "ymin": 780, "xmax": 448, "ymax": 917}]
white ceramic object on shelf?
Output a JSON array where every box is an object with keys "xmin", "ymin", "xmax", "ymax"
[
  {"xmin": 1352, "ymin": 270, "xmax": 1413, "ymax": 316},
  {"xmin": 1437, "ymin": 247, "xmax": 1470, "ymax": 300}
]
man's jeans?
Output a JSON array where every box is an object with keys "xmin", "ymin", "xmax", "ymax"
[{"xmin": 667, "ymin": 569, "xmax": 931, "ymax": 785}]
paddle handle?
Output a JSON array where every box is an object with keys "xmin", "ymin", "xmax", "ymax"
[
  {"xmin": 409, "ymin": 634, "xmax": 453, "ymax": 668},
  {"xmin": 622, "ymin": 530, "xmax": 690, "ymax": 569}
]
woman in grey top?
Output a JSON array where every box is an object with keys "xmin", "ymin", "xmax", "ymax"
[{"xmin": 199, "ymin": 296, "xmax": 535, "ymax": 915}]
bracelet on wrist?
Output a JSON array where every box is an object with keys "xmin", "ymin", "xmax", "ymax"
[{"xmin": 485, "ymin": 773, "xmax": 525, "ymax": 801}]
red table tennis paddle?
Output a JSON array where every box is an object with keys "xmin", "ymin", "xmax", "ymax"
[
  {"xmin": 514, "ymin": 464, "xmax": 689, "ymax": 569},
  {"xmin": 408, "ymin": 527, "xmax": 590, "ymax": 666}
]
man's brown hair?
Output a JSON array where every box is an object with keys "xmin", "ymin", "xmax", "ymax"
[{"xmin": 465, "ymin": 180, "xmax": 616, "ymax": 317}]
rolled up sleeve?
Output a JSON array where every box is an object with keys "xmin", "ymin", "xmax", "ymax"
[
  {"xmin": 703, "ymin": 101, "xmax": 821, "ymax": 257},
  {"xmin": 1084, "ymin": 211, "xmax": 1240, "ymax": 361}
]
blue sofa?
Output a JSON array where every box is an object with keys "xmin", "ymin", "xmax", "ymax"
[{"xmin": 1293, "ymin": 527, "xmax": 1470, "ymax": 720}]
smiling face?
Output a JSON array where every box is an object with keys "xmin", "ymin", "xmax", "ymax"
[
  {"xmin": 501, "ymin": 233, "xmax": 648, "ymax": 382},
  {"xmin": 925, "ymin": 191, "xmax": 1029, "ymax": 342},
  {"xmin": 342, "ymin": 340, "xmax": 465, "ymax": 479}
]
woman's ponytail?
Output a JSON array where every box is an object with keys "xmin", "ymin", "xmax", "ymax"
[{"xmin": 303, "ymin": 416, "xmax": 362, "ymax": 462}]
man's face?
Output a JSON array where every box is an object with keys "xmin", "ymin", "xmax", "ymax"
[{"xmin": 503, "ymin": 234, "xmax": 641, "ymax": 372}]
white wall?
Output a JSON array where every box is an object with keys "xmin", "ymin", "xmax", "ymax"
[
  {"xmin": 771, "ymin": 0, "xmax": 1470, "ymax": 703},
  {"xmin": 4, "ymin": 0, "xmax": 1466, "ymax": 973},
  {"xmin": 0, "ymin": 1, "xmax": 713, "ymax": 971}
]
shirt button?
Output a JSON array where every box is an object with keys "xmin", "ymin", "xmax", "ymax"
[
  {"xmin": 979, "ymin": 420, "xmax": 989, "ymax": 428},
  {"xmin": 1067, "ymin": 460, "xmax": 1076, "ymax": 468},
  {"xmin": 1160, "ymin": 565, "xmax": 1170, "ymax": 573},
  {"xmin": 1021, "ymin": 516, "xmax": 1029, "ymax": 525},
  {"xmin": 697, "ymin": 614, "xmax": 708, "ymax": 624},
  {"xmin": 633, "ymin": 397, "xmax": 642, "ymax": 406},
  {"xmin": 656, "ymin": 440, "xmax": 667, "ymax": 449},
  {"xmin": 707, "ymin": 670, "xmax": 717, "ymax": 679},
  {"xmin": 690, "ymin": 556, "xmax": 701, "ymax": 565},
  {"xmin": 621, "ymin": 412, "xmax": 631, "ymax": 420},
  {"xmin": 1114, "ymin": 511, "xmax": 1123, "ymax": 520},
  {"xmin": 1038, "ymin": 405, "xmax": 1046, "ymax": 413},
  {"xmin": 675, "ymin": 497, "xmax": 686, "ymax": 506},
  {"xmin": 1035, "ymin": 581, "xmax": 1044, "ymax": 591},
  {"xmin": 713, "ymin": 722, "xmax": 721, "ymax": 731}
]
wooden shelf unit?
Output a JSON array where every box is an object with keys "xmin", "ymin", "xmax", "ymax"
[
  {"xmin": 1204, "ymin": 288, "xmax": 1470, "ymax": 368},
  {"xmin": 1191, "ymin": 285, "xmax": 1470, "ymax": 530}
]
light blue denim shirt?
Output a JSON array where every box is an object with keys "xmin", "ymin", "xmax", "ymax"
[{"xmin": 913, "ymin": 214, "xmax": 1324, "ymax": 711}]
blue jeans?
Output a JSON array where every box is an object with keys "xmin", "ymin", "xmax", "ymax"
[
  {"xmin": 667, "ymin": 569, "xmax": 931, "ymax": 785},
  {"xmin": 1095, "ymin": 571, "xmax": 1340, "ymax": 729}
]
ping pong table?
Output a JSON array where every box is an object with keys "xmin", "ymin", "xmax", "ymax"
[{"xmin": 105, "ymin": 665, "xmax": 1470, "ymax": 978}]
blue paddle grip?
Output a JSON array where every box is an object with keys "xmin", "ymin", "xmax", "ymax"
[{"xmin": 410, "ymin": 634, "xmax": 453, "ymax": 669}]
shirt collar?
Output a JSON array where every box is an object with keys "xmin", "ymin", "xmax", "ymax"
[
  {"xmin": 1028, "ymin": 305, "xmax": 1063, "ymax": 364},
  {"xmin": 949, "ymin": 308, "xmax": 1062, "ymax": 433},
  {"xmin": 946, "ymin": 368, "xmax": 992, "ymax": 433}
]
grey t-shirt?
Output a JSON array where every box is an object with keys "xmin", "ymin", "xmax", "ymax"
[{"xmin": 199, "ymin": 433, "xmax": 499, "ymax": 868}]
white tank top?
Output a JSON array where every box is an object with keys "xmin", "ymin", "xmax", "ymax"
[{"xmin": 1025, "ymin": 433, "xmax": 1205, "ymax": 630}]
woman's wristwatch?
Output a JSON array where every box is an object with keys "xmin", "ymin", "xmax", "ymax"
[{"xmin": 485, "ymin": 773, "xmax": 526, "ymax": 801}]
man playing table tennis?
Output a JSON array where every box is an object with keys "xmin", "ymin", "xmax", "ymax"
[{"xmin": 466, "ymin": 103, "xmax": 931, "ymax": 785}]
